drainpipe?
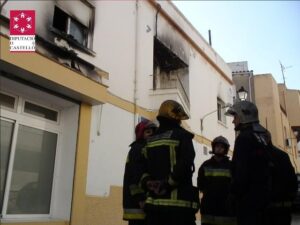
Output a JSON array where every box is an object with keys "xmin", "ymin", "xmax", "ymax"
[
  {"xmin": 155, "ymin": 3, "xmax": 161, "ymax": 38},
  {"xmin": 133, "ymin": 0, "xmax": 139, "ymax": 128}
]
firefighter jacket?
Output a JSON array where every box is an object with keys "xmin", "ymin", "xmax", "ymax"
[
  {"xmin": 231, "ymin": 123, "xmax": 272, "ymax": 213},
  {"xmin": 123, "ymin": 140, "xmax": 146, "ymax": 220},
  {"xmin": 269, "ymin": 144, "xmax": 297, "ymax": 209},
  {"xmin": 197, "ymin": 156, "xmax": 236, "ymax": 225},
  {"xmin": 140, "ymin": 117, "xmax": 199, "ymax": 214}
]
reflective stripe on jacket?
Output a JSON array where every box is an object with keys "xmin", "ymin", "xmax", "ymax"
[
  {"xmin": 140, "ymin": 120, "xmax": 199, "ymax": 213},
  {"xmin": 201, "ymin": 214, "xmax": 236, "ymax": 225},
  {"xmin": 197, "ymin": 157, "xmax": 234, "ymax": 218},
  {"xmin": 123, "ymin": 140, "xmax": 146, "ymax": 221},
  {"xmin": 123, "ymin": 208, "xmax": 145, "ymax": 220}
]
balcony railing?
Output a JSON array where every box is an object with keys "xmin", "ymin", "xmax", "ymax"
[{"xmin": 155, "ymin": 76, "xmax": 190, "ymax": 109}]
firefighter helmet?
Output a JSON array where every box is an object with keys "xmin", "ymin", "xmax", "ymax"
[
  {"xmin": 135, "ymin": 120, "xmax": 157, "ymax": 140},
  {"xmin": 158, "ymin": 100, "xmax": 189, "ymax": 121},
  {"xmin": 225, "ymin": 100, "xmax": 259, "ymax": 124},
  {"xmin": 211, "ymin": 136, "xmax": 230, "ymax": 154}
]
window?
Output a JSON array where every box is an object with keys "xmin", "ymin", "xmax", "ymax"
[
  {"xmin": 217, "ymin": 98, "xmax": 226, "ymax": 124},
  {"xmin": 153, "ymin": 37, "xmax": 190, "ymax": 108},
  {"xmin": 52, "ymin": 1, "xmax": 94, "ymax": 50},
  {"xmin": 0, "ymin": 92, "xmax": 16, "ymax": 110},
  {"xmin": 53, "ymin": 6, "xmax": 88, "ymax": 47},
  {"xmin": 0, "ymin": 119, "xmax": 14, "ymax": 213},
  {"xmin": 0, "ymin": 119, "xmax": 58, "ymax": 216},
  {"xmin": 24, "ymin": 101, "xmax": 58, "ymax": 122},
  {"xmin": 0, "ymin": 77, "xmax": 79, "ymax": 220},
  {"xmin": 7, "ymin": 125, "xmax": 57, "ymax": 214}
]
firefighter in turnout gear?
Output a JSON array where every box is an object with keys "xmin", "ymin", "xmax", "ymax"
[
  {"xmin": 123, "ymin": 120, "xmax": 157, "ymax": 225},
  {"xmin": 225, "ymin": 100, "xmax": 273, "ymax": 225},
  {"xmin": 140, "ymin": 100, "xmax": 199, "ymax": 225},
  {"xmin": 197, "ymin": 136, "xmax": 236, "ymax": 225},
  {"xmin": 264, "ymin": 130, "xmax": 297, "ymax": 225}
]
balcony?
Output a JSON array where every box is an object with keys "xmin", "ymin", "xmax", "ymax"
[{"xmin": 151, "ymin": 37, "xmax": 190, "ymax": 113}]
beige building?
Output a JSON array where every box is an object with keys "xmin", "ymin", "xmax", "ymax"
[
  {"xmin": 254, "ymin": 74, "xmax": 300, "ymax": 171},
  {"xmin": 278, "ymin": 84, "xmax": 300, "ymax": 156},
  {"xmin": 229, "ymin": 61, "xmax": 300, "ymax": 171}
]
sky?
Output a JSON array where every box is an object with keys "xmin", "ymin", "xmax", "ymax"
[{"xmin": 172, "ymin": 1, "xmax": 300, "ymax": 90}]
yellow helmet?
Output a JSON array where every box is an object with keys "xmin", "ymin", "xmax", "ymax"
[{"xmin": 158, "ymin": 100, "xmax": 189, "ymax": 121}]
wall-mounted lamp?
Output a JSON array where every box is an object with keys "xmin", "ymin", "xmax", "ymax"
[
  {"xmin": 200, "ymin": 103, "xmax": 232, "ymax": 133},
  {"xmin": 237, "ymin": 86, "xmax": 248, "ymax": 101}
]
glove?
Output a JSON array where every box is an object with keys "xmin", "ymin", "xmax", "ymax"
[
  {"xmin": 146, "ymin": 180, "xmax": 160, "ymax": 193},
  {"xmin": 139, "ymin": 201, "xmax": 145, "ymax": 209},
  {"xmin": 155, "ymin": 180, "xmax": 172, "ymax": 196}
]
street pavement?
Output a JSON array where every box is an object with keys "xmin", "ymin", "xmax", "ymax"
[
  {"xmin": 292, "ymin": 214, "xmax": 300, "ymax": 225},
  {"xmin": 196, "ymin": 214, "xmax": 300, "ymax": 225}
]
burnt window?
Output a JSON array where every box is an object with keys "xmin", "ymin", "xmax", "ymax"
[
  {"xmin": 53, "ymin": 7, "xmax": 68, "ymax": 32},
  {"xmin": 153, "ymin": 37, "xmax": 190, "ymax": 108},
  {"xmin": 53, "ymin": 6, "xmax": 88, "ymax": 47}
]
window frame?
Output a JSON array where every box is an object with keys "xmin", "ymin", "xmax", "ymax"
[
  {"xmin": 52, "ymin": 6, "xmax": 88, "ymax": 47},
  {"xmin": 217, "ymin": 98, "xmax": 227, "ymax": 125},
  {"xmin": 21, "ymin": 99, "xmax": 60, "ymax": 125},
  {"xmin": 0, "ymin": 96, "xmax": 63, "ymax": 220},
  {"xmin": 0, "ymin": 91, "xmax": 18, "ymax": 113},
  {"xmin": 51, "ymin": 1, "xmax": 95, "ymax": 53},
  {"xmin": 0, "ymin": 78, "xmax": 79, "ymax": 222}
]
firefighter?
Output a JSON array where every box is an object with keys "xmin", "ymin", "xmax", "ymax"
[
  {"xmin": 140, "ymin": 100, "xmax": 199, "ymax": 225},
  {"xmin": 197, "ymin": 136, "xmax": 236, "ymax": 225},
  {"xmin": 225, "ymin": 100, "xmax": 272, "ymax": 225},
  {"xmin": 123, "ymin": 120, "xmax": 157, "ymax": 225},
  {"xmin": 265, "ymin": 130, "xmax": 298, "ymax": 225}
]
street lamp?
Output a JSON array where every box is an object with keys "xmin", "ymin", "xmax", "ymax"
[
  {"xmin": 200, "ymin": 103, "xmax": 232, "ymax": 133},
  {"xmin": 237, "ymin": 86, "xmax": 248, "ymax": 101}
]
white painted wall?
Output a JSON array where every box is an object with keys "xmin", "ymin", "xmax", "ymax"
[
  {"xmin": 87, "ymin": 103, "xmax": 135, "ymax": 196},
  {"xmin": 53, "ymin": 104, "xmax": 79, "ymax": 220},
  {"xmin": 92, "ymin": 1, "xmax": 136, "ymax": 102}
]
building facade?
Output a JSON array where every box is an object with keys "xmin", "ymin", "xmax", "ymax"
[
  {"xmin": 277, "ymin": 84, "xmax": 300, "ymax": 157},
  {"xmin": 228, "ymin": 61, "xmax": 255, "ymax": 102},
  {"xmin": 0, "ymin": 1, "xmax": 235, "ymax": 224},
  {"xmin": 254, "ymin": 74, "xmax": 299, "ymax": 170},
  {"xmin": 229, "ymin": 61, "xmax": 300, "ymax": 171}
]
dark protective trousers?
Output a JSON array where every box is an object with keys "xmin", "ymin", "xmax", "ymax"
[
  {"xmin": 266, "ymin": 208, "xmax": 292, "ymax": 225},
  {"xmin": 128, "ymin": 220, "xmax": 146, "ymax": 225},
  {"xmin": 146, "ymin": 211, "xmax": 196, "ymax": 225}
]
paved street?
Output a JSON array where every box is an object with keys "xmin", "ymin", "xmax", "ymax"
[
  {"xmin": 196, "ymin": 214, "xmax": 300, "ymax": 225},
  {"xmin": 292, "ymin": 214, "xmax": 300, "ymax": 225}
]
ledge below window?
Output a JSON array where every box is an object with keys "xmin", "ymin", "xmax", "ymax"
[
  {"xmin": 218, "ymin": 120, "xmax": 228, "ymax": 128},
  {"xmin": 1, "ymin": 218, "xmax": 69, "ymax": 225},
  {"xmin": 50, "ymin": 26, "xmax": 96, "ymax": 57}
]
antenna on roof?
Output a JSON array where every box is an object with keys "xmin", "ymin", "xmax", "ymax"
[
  {"xmin": 279, "ymin": 61, "xmax": 292, "ymax": 85},
  {"xmin": 208, "ymin": 29, "xmax": 212, "ymax": 46}
]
